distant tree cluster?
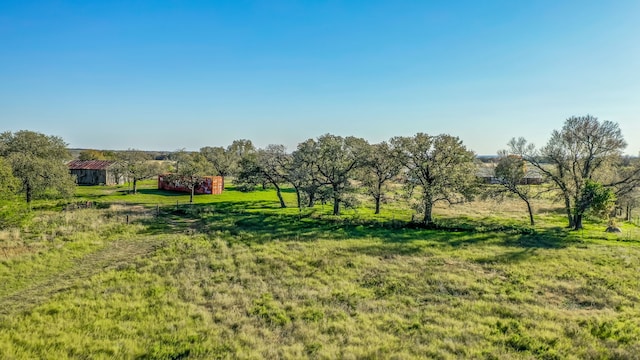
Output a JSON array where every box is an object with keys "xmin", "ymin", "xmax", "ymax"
[
  {"xmin": 78, "ymin": 149, "xmax": 116, "ymax": 161},
  {"xmin": 2, "ymin": 115, "xmax": 640, "ymax": 230},
  {"xmin": 221, "ymin": 133, "xmax": 478, "ymax": 225},
  {"xmin": 201, "ymin": 115, "xmax": 640, "ymax": 229}
]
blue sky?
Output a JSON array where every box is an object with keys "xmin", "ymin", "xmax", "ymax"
[{"xmin": 1, "ymin": 1, "xmax": 639, "ymax": 155}]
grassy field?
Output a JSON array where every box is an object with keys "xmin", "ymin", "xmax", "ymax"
[{"xmin": 1, "ymin": 180, "xmax": 639, "ymax": 359}]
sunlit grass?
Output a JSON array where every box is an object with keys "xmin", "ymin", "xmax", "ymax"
[
  {"xmin": 2, "ymin": 232, "xmax": 638, "ymax": 358},
  {"xmin": 1, "ymin": 182, "xmax": 639, "ymax": 358}
]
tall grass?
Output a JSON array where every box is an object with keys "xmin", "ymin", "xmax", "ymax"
[
  {"xmin": 0, "ymin": 206, "xmax": 147, "ymax": 298},
  {"xmin": 2, "ymin": 232, "xmax": 638, "ymax": 359},
  {"xmin": 0, "ymin": 182, "xmax": 639, "ymax": 358}
]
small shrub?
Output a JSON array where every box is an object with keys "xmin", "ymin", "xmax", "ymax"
[
  {"xmin": 250, "ymin": 293, "xmax": 291, "ymax": 327},
  {"xmin": 300, "ymin": 307, "xmax": 324, "ymax": 323}
]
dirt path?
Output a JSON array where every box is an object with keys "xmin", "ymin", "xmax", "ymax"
[{"xmin": 0, "ymin": 238, "xmax": 163, "ymax": 316}]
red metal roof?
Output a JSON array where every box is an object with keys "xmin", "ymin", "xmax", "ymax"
[{"xmin": 67, "ymin": 160, "xmax": 116, "ymax": 170}]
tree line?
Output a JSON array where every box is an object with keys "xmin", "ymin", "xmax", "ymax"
[{"xmin": 2, "ymin": 115, "xmax": 639, "ymax": 230}]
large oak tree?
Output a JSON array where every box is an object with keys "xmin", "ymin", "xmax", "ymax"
[
  {"xmin": 313, "ymin": 134, "xmax": 369, "ymax": 216},
  {"xmin": 117, "ymin": 149, "xmax": 163, "ymax": 194},
  {"xmin": 290, "ymin": 139, "xmax": 327, "ymax": 208},
  {"xmin": 391, "ymin": 133, "xmax": 476, "ymax": 226},
  {"xmin": 358, "ymin": 141, "xmax": 402, "ymax": 214},
  {"xmin": 167, "ymin": 152, "xmax": 212, "ymax": 204},
  {"xmin": 0, "ymin": 130, "xmax": 75, "ymax": 203},
  {"xmin": 492, "ymin": 149, "xmax": 537, "ymax": 226},
  {"xmin": 513, "ymin": 115, "xmax": 636, "ymax": 229},
  {"xmin": 236, "ymin": 145, "xmax": 289, "ymax": 208}
]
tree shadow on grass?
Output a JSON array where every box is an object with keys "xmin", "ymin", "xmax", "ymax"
[
  {"xmin": 135, "ymin": 188, "xmax": 187, "ymax": 197},
  {"xmin": 474, "ymin": 247, "xmax": 539, "ymax": 264},
  {"xmin": 74, "ymin": 188, "xmax": 190, "ymax": 207},
  {"xmin": 472, "ymin": 227, "xmax": 584, "ymax": 264},
  {"xmin": 138, "ymin": 200, "xmax": 578, "ymax": 261}
]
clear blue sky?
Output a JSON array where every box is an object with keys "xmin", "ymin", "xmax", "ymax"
[{"xmin": 1, "ymin": 0, "xmax": 639, "ymax": 155}]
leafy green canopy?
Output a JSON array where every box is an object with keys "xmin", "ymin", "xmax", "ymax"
[
  {"xmin": 0, "ymin": 130, "xmax": 75, "ymax": 203},
  {"xmin": 512, "ymin": 115, "xmax": 636, "ymax": 229},
  {"xmin": 391, "ymin": 133, "xmax": 477, "ymax": 225},
  {"xmin": 0, "ymin": 157, "xmax": 18, "ymax": 199}
]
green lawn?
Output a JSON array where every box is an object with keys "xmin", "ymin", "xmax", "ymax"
[{"xmin": 1, "ymin": 181, "xmax": 639, "ymax": 359}]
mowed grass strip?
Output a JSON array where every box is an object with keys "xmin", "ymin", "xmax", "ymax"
[{"xmin": 0, "ymin": 237, "xmax": 163, "ymax": 316}]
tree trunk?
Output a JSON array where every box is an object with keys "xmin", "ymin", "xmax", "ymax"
[
  {"xmin": 275, "ymin": 184, "xmax": 286, "ymax": 208},
  {"xmin": 295, "ymin": 188, "xmax": 302, "ymax": 209},
  {"xmin": 573, "ymin": 213, "xmax": 583, "ymax": 230},
  {"xmin": 525, "ymin": 199, "xmax": 535, "ymax": 226},
  {"xmin": 374, "ymin": 182, "xmax": 382, "ymax": 214},
  {"xmin": 190, "ymin": 186, "xmax": 194, "ymax": 204},
  {"xmin": 133, "ymin": 178, "xmax": 138, "ymax": 194},
  {"xmin": 564, "ymin": 193, "xmax": 573, "ymax": 228},
  {"xmin": 516, "ymin": 192, "xmax": 535, "ymax": 226},
  {"xmin": 333, "ymin": 184, "xmax": 340, "ymax": 215},
  {"xmin": 423, "ymin": 201, "xmax": 433, "ymax": 225},
  {"xmin": 25, "ymin": 182, "xmax": 32, "ymax": 203},
  {"xmin": 308, "ymin": 191, "xmax": 316, "ymax": 208},
  {"xmin": 626, "ymin": 204, "xmax": 631, "ymax": 222}
]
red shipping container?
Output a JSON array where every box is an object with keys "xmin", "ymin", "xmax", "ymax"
[{"xmin": 158, "ymin": 175, "xmax": 224, "ymax": 195}]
